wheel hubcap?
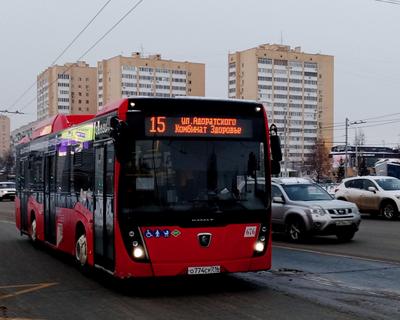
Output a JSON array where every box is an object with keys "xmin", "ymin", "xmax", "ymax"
[
  {"xmin": 383, "ymin": 206, "xmax": 394, "ymax": 219},
  {"xmin": 31, "ymin": 219, "xmax": 37, "ymax": 241},
  {"xmin": 289, "ymin": 224, "xmax": 300, "ymax": 240},
  {"xmin": 76, "ymin": 235, "xmax": 87, "ymax": 266}
]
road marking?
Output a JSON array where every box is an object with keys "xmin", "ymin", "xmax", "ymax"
[
  {"xmin": 273, "ymin": 244, "xmax": 400, "ymax": 267},
  {"xmin": 0, "ymin": 283, "xmax": 58, "ymax": 301},
  {"xmin": 0, "ymin": 220, "xmax": 14, "ymax": 225}
]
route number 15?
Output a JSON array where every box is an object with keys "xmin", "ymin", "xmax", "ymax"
[{"xmin": 149, "ymin": 116, "xmax": 166, "ymax": 133}]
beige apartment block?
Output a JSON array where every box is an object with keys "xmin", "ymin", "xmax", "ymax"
[
  {"xmin": 97, "ymin": 53, "xmax": 205, "ymax": 109},
  {"xmin": 37, "ymin": 61, "xmax": 97, "ymax": 121},
  {"xmin": 228, "ymin": 44, "xmax": 334, "ymax": 174},
  {"xmin": 0, "ymin": 115, "xmax": 10, "ymax": 158}
]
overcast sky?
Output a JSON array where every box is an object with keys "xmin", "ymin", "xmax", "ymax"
[{"xmin": 1, "ymin": 0, "xmax": 400, "ymax": 147}]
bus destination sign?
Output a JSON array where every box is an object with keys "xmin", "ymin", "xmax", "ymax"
[{"xmin": 145, "ymin": 116, "xmax": 253, "ymax": 138}]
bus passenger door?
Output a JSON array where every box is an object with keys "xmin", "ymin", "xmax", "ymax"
[
  {"xmin": 19, "ymin": 158, "xmax": 29, "ymax": 232},
  {"xmin": 44, "ymin": 154, "xmax": 57, "ymax": 245},
  {"xmin": 94, "ymin": 142, "xmax": 115, "ymax": 271}
]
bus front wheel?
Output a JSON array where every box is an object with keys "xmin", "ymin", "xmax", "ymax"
[
  {"xmin": 30, "ymin": 216, "xmax": 37, "ymax": 244},
  {"xmin": 75, "ymin": 232, "xmax": 88, "ymax": 267}
]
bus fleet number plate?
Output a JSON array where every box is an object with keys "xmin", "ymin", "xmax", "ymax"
[{"xmin": 188, "ymin": 266, "xmax": 221, "ymax": 275}]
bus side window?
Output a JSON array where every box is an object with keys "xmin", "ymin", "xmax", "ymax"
[{"xmin": 72, "ymin": 143, "xmax": 94, "ymax": 197}]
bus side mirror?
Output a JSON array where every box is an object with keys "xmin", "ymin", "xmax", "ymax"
[
  {"xmin": 109, "ymin": 116, "xmax": 128, "ymax": 161},
  {"xmin": 270, "ymin": 124, "xmax": 282, "ymax": 175}
]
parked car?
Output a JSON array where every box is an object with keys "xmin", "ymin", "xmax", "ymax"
[
  {"xmin": 0, "ymin": 181, "xmax": 16, "ymax": 201},
  {"xmin": 271, "ymin": 178, "xmax": 361, "ymax": 242},
  {"xmin": 319, "ymin": 182, "xmax": 340, "ymax": 196},
  {"xmin": 335, "ymin": 176, "xmax": 400, "ymax": 220}
]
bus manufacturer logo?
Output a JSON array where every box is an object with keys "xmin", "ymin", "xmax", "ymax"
[{"xmin": 197, "ymin": 233, "xmax": 212, "ymax": 247}]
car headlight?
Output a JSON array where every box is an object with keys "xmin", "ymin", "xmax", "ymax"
[{"xmin": 310, "ymin": 206, "xmax": 326, "ymax": 216}]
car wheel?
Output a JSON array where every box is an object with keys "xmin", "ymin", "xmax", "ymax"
[
  {"xmin": 381, "ymin": 202, "xmax": 398, "ymax": 220},
  {"xmin": 75, "ymin": 233, "xmax": 88, "ymax": 268},
  {"xmin": 336, "ymin": 230, "xmax": 355, "ymax": 242},
  {"xmin": 286, "ymin": 218, "xmax": 307, "ymax": 242}
]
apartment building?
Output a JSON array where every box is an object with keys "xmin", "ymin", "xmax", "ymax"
[
  {"xmin": 37, "ymin": 61, "xmax": 97, "ymax": 121},
  {"xmin": 97, "ymin": 53, "xmax": 205, "ymax": 109},
  {"xmin": 0, "ymin": 115, "xmax": 10, "ymax": 158},
  {"xmin": 228, "ymin": 44, "xmax": 334, "ymax": 173}
]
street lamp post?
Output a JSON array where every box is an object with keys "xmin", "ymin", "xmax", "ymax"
[{"xmin": 344, "ymin": 118, "xmax": 366, "ymax": 178}]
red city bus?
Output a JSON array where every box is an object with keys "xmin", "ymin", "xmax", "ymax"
[{"xmin": 15, "ymin": 97, "xmax": 281, "ymax": 278}]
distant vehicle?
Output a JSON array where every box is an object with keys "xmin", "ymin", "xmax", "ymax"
[
  {"xmin": 375, "ymin": 158, "xmax": 400, "ymax": 179},
  {"xmin": 335, "ymin": 176, "xmax": 400, "ymax": 220},
  {"xmin": 0, "ymin": 181, "xmax": 16, "ymax": 201},
  {"xmin": 319, "ymin": 183, "xmax": 340, "ymax": 196},
  {"xmin": 271, "ymin": 178, "xmax": 361, "ymax": 242}
]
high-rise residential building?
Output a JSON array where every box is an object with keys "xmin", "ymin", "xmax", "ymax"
[
  {"xmin": 228, "ymin": 44, "xmax": 334, "ymax": 174},
  {"xmin": 37, "ymin": 61, "xmax": 97, "ymax": 121},
  {"xmin": 97, "ymin": 53, "xmax": 205, "ymax": 110},
  {"xmin": 0, "ymin": 115, "xmax": 10, "ymax": 158}
]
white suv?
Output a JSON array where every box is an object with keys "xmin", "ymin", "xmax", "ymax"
[{"xmin": 335, "ymin": 176, "xmax": 400, "ymax": 220}]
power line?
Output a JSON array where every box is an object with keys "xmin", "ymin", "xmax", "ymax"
[
  {"xmin": 17, "ymin": 0, "xmax": 144, "ymax": 114},
  {"xmin": 49, "ymin": 0, "xmax": 113, "ymax": 67},
  {"xmin": 376, "ymin": 0, "xmax": 400, "ymax": 5},
  {"xmin": 8, "ymin": 0, "xmax": 113, "ymax": 112},
  {"xmin": 0, "ymin": 110, "xmax": 25, "ymax": 114}
]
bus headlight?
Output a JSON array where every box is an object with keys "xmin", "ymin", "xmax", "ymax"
[
  {"xmin": 255, "ymin": 241, "xmax": 265, "ymax": 252},
  {"xmin": 133, "ymin": 246, "xmax": 145, "ymax": 259}
]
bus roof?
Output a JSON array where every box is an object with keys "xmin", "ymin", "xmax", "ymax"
[
  {"xmin": 96, "ymin": 97, "xmax": 263, "ymax": 117},
  {"xmin": 31, "ymin": 114, "xmax": 95, "ymax": 140}
]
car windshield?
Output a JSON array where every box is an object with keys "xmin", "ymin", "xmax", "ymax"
[
  {"xmin": 282, "ymin": 184, "xmax": 333, "ymax": 201},
  {"xmin": 375, "ymin": 178, "xmax": 400, "ymax": 190}
]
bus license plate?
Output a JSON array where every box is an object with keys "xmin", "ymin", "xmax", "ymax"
[
  {"xmin": 188, "ymin": 266, "xmax": 221, "ymax": 275},
  {"xmin": 336, "ymin": 220, "xmax": 352, "ymax": 226}
]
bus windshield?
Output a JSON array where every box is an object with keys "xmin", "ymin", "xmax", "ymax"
[{"xmin": 120, "ymin": 139, "xmax": 266, "ymax": 214}]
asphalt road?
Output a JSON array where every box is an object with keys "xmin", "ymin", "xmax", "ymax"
[
  {"xmin": 274, "ymin": 214, "xmax": 400, "ymax": 264},
  {"xmin": 1, "ymin": 201, "xmax": 399, "ymax": 320}
]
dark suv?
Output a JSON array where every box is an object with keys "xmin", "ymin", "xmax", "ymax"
[{"xmin": 272, "ymin": 178, "xmax": 361, "ymax": 242}]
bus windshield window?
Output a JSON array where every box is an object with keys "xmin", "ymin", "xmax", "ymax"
[{"xmin": 120, "ymin": 140, "xmax": 266, "ymax": 213}]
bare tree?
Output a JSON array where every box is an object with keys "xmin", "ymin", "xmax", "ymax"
[{"xmin": 305, "ymin": 138, "xmax": 331, "ymax": 182}]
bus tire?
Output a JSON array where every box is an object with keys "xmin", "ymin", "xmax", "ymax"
[
  {"xmin": 75, "ymin": 226, "xmax": 88, "ymax": 270},
  {"xmin": 30, "ymin": 215, "xmax": 37, "ymax": 245}
]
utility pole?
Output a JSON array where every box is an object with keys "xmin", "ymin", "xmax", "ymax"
[{"xmin": 344, "ymin": 118, "xmax": 366, "ymax": 179}]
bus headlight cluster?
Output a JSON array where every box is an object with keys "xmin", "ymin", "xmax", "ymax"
[
  {"xmin": 127, "ymin": 227, "xmax": 149, "ymax": 262},
  {"xmin": 253, "ymin": 224, "xmax": 268, "ymax": 256}
]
